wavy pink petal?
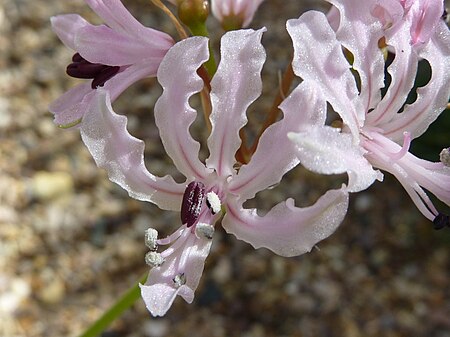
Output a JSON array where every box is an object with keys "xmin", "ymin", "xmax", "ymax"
[
  {"xmin": 206, "ymin": 28, "xmax": 266, "ymax": 177},
  {"xmin": 289, "ymin": 125, "xmax": 382, "ymax": 193},
  {"xmin": 223, "ymin": 188, "xmax": 349, "ymax": 257},
  {"xmin": 80, "ymin": 89, "xmax": 185, "ymax": 211},
  {"xmin": 366, "ymin": 24, "xmax": 418, "ymax": 128},
  {"xmin": 329, "ymin": 0, "xmax": 385, "ymax": 111},
  {"xmin": 287, "ymin": 12, "xmax": 362, "ymax": 140},
  {"xmin": 74, "ymin": 25, "xmax": 171, "ymax": 66},
  {"xmin": 154, "ymin": 37, "xmax": 212, "ymax": 181}
]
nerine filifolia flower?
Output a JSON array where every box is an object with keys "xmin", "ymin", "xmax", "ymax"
[
  {"xmin": 211, "ymin": 0, "xmax": 265, "ymax": 29},
  {"xmin": 285, "ymin": 0, "xmax": 450, "ymax": 226},
  {"xmin": 80, "ymin": 29, "xmax": 348, "ymax": 316},
  {"xmin": 49, "ymin": 0, "xmax": 174, "ymax": 127}
]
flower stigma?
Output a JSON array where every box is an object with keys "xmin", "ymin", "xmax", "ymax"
[{"xmin": 173, "ymin": 273, "xmax": 186, "ymax": 288}]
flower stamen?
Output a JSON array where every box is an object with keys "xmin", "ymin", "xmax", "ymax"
[
  {"xmin": 206, "ymin": 191, "xmax": 221, "ymax": 215},
  {"xmin": 181, "ymin": 181, "xmax": 205, "ymax": 227},
  {"xmin": 173, "ymin": 273, "xmax": 186, "ymax": 288},
  {"xmin": 195, "ymin": 222, "xmax": 215, "ymax": 239},
  {"xmin": 433, "ymin": 213, "xmax": 450, "ymax": 230},
  {"xmin": 145, "ymin": 228, "xmax": 159, "ymax": 251}
]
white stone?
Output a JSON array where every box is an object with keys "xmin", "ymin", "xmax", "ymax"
[{"xmin": 31, "ymin": 171, "xmax": 74, "ymax": 200}]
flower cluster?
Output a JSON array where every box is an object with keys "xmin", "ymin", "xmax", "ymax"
[{"xmin": 50, "ymin": 0, "xmax": 450, "ymax": 316}]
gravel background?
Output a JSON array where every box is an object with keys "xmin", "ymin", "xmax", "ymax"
[{"xmin": 1, "ymin": 1, "xmax": 449, "ymax": 337}]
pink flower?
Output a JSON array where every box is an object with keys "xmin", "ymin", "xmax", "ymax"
[
  {"xmin": 211, "ymin": 0, "xmax": 264, "ymax": 29},
  {"xmin": 49, "ymin": 0, "xmax": 174, "ymax": 127},
  {"xmin": 80, "ymin": 29, "xmax": 348, "ymax": 316},
  {"xmin": 285, "ymin": 1, "xmax": 450, "ymax": 225}
]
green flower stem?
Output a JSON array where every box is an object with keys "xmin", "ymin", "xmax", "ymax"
[
  {"xmin": 78, "ymin": 273, "xmax": 148, "ymax": 337},
  {"xmin": 189, "ymin": 22, "xmax": 217, "ymax": 76}
]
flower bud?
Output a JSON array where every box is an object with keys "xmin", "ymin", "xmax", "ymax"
[
  {"xmin": 178, "ymin": 0, "xmax": 209, "ymax": 27},
  {"xmin": 211, "ymin": 0, "xmax": 264, "ymax": 30}
]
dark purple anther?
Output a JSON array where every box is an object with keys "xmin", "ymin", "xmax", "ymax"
[
  {"xmin": 66, "ymin": 53, "xmax": 120, "ymax": 89},
  {"xmin": 66, "ymin": 62, "xmax": 109, "ymax": 79},
  {"xmin": 72, "ymin": 52, "xmax": 84, "ymax": 62},
  {"xmin": 181, "ymin": 181, "xmax": 205, "ymax": 227},
  {"xmin": 91, "ymin": 66, "xmax": 120, "ymax": 88},
  {"xmin": 433, "ymin": 213, "xmax": 450, "ymax": 230}
]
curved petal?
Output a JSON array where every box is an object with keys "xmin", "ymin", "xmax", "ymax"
[
  {"xmin": 229, "ymin": 83, "xmax": 325, "ymax": 200},
  {"xmin": 75, "ymin": 25, "xmax": 171, "ymax": 66},
  {"xmin": 223, "ymin": 188, "xmax": 349, "ymax": 257},
  {"xmin": 288, "ymin": 125, "xmax": 382, "ymax": 192},
  {"xmin": 366, "ymin": 24, "xmax": 418, "ymax": 128},
  {"xmin": 383, "ymin": 21, "xmax": 450, "ymax": 140},
  {"xmin": 80, "ymin": 89, "xmax": 185, "ymax": 211},
  {"xmin": 50, "ymin": 14, "xmax": 90, "ymax": 51},
  {"xmin": 154, "ymin": 36, "xmax": 212, "ymax": 181},
  {"xmin": 329, "ymin": 0, "xmax": 385, "ymax": 111},
  {"xmin": 407, "ymin": 0, "xmax": 443, "ymax": 45},
  {"xmin": 85, "ymin": 0, "xmax": 174, "ymax": 48},
  {"xmin": 370, "ymin": 0, "xmax": 404, "ymax": 32},
  {"xmin": 140, "ymin": 228, "xmax": 212, "ymax": 317},
  {"xmin": 206, "ymin": 28, "xmax": 266, "ymax": 177},
  {"xmin": 287, "ymin": 12, "xmax": 363, "ymax": 140},
  {"xmin": 49, "ymin": 83, "xmax": 92, "ymax": 126},
  {"xmin": 105, "ymin": 61, "xmax": 159, "ymax": 101}
]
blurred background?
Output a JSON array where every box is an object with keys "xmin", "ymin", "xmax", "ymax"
[{"xmin": 1, "ymin": 1, "xmax": 449, "ymax": 336}]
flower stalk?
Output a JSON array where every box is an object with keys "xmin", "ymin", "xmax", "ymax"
[{"xmin": 78, "ymin": 273, "xmax": 147, "ymax": 337}]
